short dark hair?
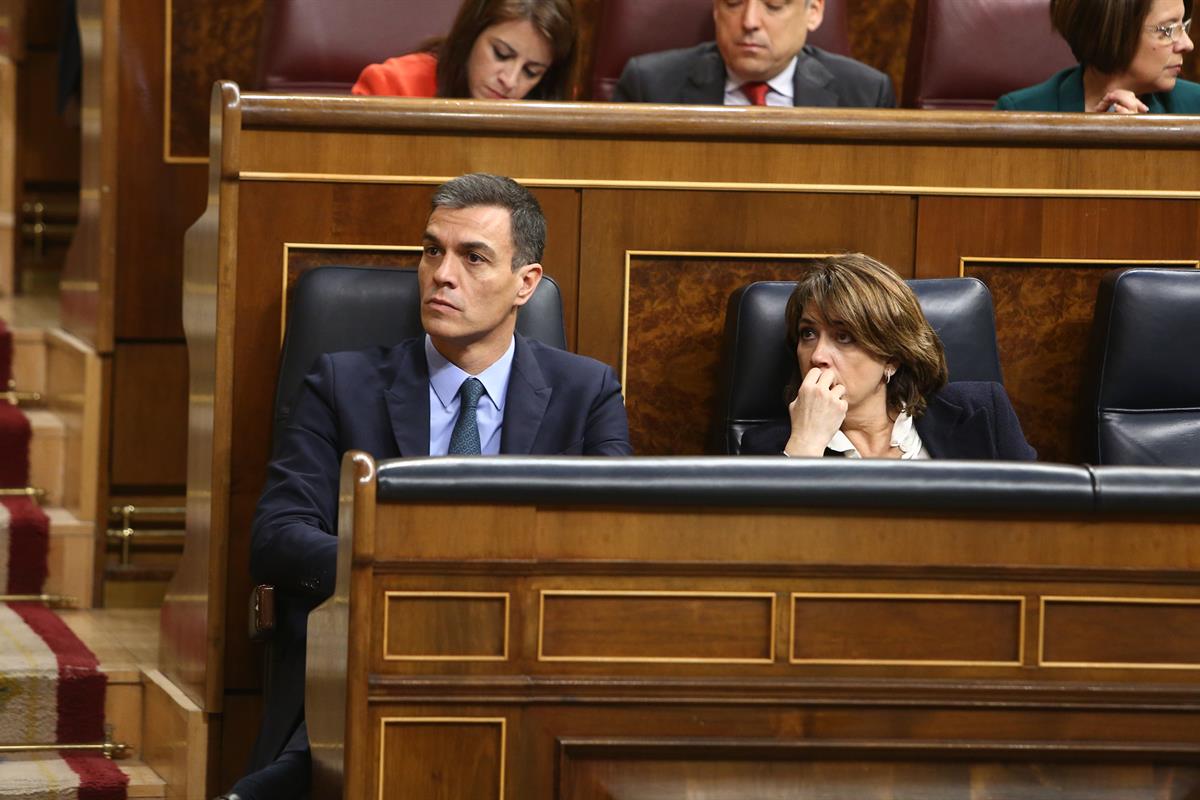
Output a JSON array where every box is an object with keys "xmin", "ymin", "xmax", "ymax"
[
  {"xmin": 430, "ymin": 173, "xmax": 546, "ymax": 269},
  {"xmin": 1050, "ymin": 0, "xmax": 1180, "ymax": 73},
  {"xmin": 784, "ymin": 253, "xmax": 948, "ymax": 419},
  {"xmin": 437, "ymin": 0, "xmax": 577, "ymax": 100}
]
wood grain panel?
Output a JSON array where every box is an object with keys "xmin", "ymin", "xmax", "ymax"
[
  {"xmin": 378, "ymin": 717, "xmax": 505, "ymax": 800},
  {"xmin": 539, "ymin": 591, "xmax": 775, "ymax": 663},
  {"xmin": 790, "ymin": 594, "xmax": 1023, "ymax": 665},
  {"xmin": 848, "ymin": 0, "xmax": 915, "ymax": 97},
  {"xmin": 1042, "ymin": 598, "xmax": 1200, "ymax": 668},
  {"xmin": 110, "ymin": 342, "xmax": 188, "ymax": 489},
  {"xmin": 383, "ymin": 592, "xmax": 508, "ymax": 661},
  {"xmin": 578, "ymin": 191, "xmax": 916, "ymax": 436},
  {"xmin": 625, "ymin": 255, "xmax": 819, "ymax": 455},
  {"xmin": 916, "ymin": 197, "xmax": 1200, "ymax": 462},
  {"xmin": 169, "ymin": 0, "xmax": 264, "ymax": 160},
  {"xmin": 560, "ymin": 741, "xmax": 1200, "ymax": 800}
]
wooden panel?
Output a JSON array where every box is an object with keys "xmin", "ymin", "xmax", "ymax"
[
  {"xmin": 915, "ymin": 197, "xmax": 1200, "ymax": 462},
  {"xmin": 168, "ymin": 0, "xmax": 264, "ymax": 160},
  {"xmin": 45, "ymin": 328, "xmax": 103, "ymax": 522},
  {"xmin": 377, "ymin": 717, "xmax": 505, "ymax": 800},
  {"xmin": 580, "ymin": 190, "xmax": 915, "ymax": 452},
  {"xmin": 539, "ymin": 591, "xmax": 775, "ymax": 663},
  {"xmin": 849, "ymin": 0, "xmax": 915, "ymax": 98},
  {"xmin": 383, "ymin": 592, "xmax": 509, "ymax": 661},
  {"xmin": 559, "ymin": 741, "xmax": 1200, "ymax": 800},
  {"xmin": 0, "ymin": 50, "xmax": 14, "ymax": 295},
  {"xmin": 790, "ymin": 594, "xmax": 1023, "ymax": 665},
  {"xmin": 111, "ymin": 342, "xmax": 189, "ymax": 489},
  {"xmin": 142, "ymin": 667, "xmax": 212, "ymax": 800},
  {"xmin": 1042, "ymin": 598, "xmax": 1200, "ymax": 669}
]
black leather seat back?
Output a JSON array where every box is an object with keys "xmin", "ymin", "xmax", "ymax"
[
  {"xmin": 718, "ymin": 277, "xmax": 1003, "ymax": 454},
  {"xmin": 1087, "ymin": 268, "xmax": 1200, "ymax": 466},
  {"xmin": 274, "ymin": 265, "xmax": 566, "ymax": 443}
]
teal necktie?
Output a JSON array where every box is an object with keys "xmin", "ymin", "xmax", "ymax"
[{"xmin": 447, "ymin": 377, "xmax": 485, "ymax": 455}]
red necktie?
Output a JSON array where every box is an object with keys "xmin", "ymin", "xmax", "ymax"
[{"xmin": 742, "ymin": 81, "xmax": 769, "ymax": 106}]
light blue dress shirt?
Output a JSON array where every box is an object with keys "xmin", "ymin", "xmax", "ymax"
[{"xmin": 425, "ymin": 335, "xmax": 515, "ymax": 456}]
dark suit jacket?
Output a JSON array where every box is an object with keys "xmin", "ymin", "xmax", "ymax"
[
  {"xmin": 612, "ymin": 42, "xmax": 895, "ymax": 107},
  {"xmin": 247, "ymin": 334, "xmax": 631, "ymax": 769},
  {"xmin": 995, "ymin": 65, "xmax": 1200, "ymax": 112},
  {"xmin": 740, "ymin": 381, "xmax": 1037, "ymax": 460}
]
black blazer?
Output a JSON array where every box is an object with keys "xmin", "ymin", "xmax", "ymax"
[
  {"xmin": 246, "ymin": 334, "xmax": 631, "ymax": 770},
  {"xmin": 612, "ymin": 42, "xmax": 895, "ymax": 107},
  {"xmin": 740, "ymin": 381, "xmax": 1037, "ymax": 460}
]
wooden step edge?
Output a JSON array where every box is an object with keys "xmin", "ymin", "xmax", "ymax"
[
  {"xmin": 24, "ymin": 407, "xmax": 65, "ymax": 434},
  {"xmin": 44, "ymin": 505, "xmax": 92, "ymax": 535},
  {"xmin": 122, "ymin": 758, "xmax": 167, "ymax": 799},
  {"xmin": 58, "ymin": 608, "xmax": 160, "ymax": 685}
]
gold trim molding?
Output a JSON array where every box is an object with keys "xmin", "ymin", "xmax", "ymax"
[
  {"xmin": 377, "ymin": 716, "xmax": 506, "ymax": 800},
  {"xmin": 537, "ymin": 589, "xmax": 777, "ymax": 664},
  {"xmin": 1038, "ymin": 595, "xmax": 1200, "ymax": 670},
  {"xmin": 959, "ymin": 255, "xmax": 1200, "ymax": 277},
  {"xmin": 789, "ymin": 592, "xmax": 1027, "ymax": 667},
  {"xmin": 381, "ymin": 591, "xmax": 510, "ymax": 662},
  {"xmin": 162, "ymin": 0, "xmax": 206, "ymax": 165}
]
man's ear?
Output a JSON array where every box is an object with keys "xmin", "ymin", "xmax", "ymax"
[
  {"xmin": 513, "ymin": 263, "xmax": 543, "ymax": 307},
  {"xmin": 806, "ymin": 0, "xmax": 825, "ymax": 31}
]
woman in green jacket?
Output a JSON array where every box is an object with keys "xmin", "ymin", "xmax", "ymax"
[{"xmin": 996, "ymin": 0, "xmax": 1199, "ymax": 112}]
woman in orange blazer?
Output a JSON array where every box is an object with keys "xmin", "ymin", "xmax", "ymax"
[{"xmin": 352, "ymin": 0, "xmax": 577, "ymax": 100}]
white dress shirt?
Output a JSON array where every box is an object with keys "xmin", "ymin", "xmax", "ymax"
[
  {"xmin": 723, "ymin": 57, "xmax": 798, "ymax": 107},
  {"xmin": 425, "ymin": 335, "xmax": 515, "ymax": 456}
]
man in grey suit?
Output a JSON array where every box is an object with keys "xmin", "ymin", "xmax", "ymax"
[{"xmin": 613, "ymin": 0, "xmax": 894, "ymax": 108}]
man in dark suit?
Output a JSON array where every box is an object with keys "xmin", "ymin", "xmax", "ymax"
[
  {"xmin": 219, "ymin": 174, "xmax": 631, "ymax": 800},
  {"xmin": 613, "ymin": 0, "xmax": 894, "ymax": 108}
]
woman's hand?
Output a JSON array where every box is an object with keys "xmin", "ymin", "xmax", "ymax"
[
  {"xmin": 1091, "ymin": 89, "xmax": 1148, "ymax": 114},
  {"xmin": 783, "ymin": 368, "xmax": 848, "ymax": 457}
]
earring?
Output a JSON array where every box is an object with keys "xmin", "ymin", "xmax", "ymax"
[{"xmin": 884, "ymin": 367, "xmax": 894, "ymax": 384}]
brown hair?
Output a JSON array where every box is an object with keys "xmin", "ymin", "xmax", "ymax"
[
  {"xmin": 436, "ymin": 0, "xmax": 576, "ymax": 100},
  {"xmin": 1050, "ymin": 0, "xmax": 1181, "ymax": 74},
  {"xmin": 783, "ymin": 253, "xmax": 948, "ymax": 418}
]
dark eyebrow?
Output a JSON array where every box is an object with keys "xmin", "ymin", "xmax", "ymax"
[
  {"xmin": 492, "ymin": 36, "xmax": 549, "ymax": 70},
  {"xmin": 421, "ymin": 231, "xmax": 441, "ymax": 245},
  {"xmin": 459, "ymin": 240, "xmax": 497, "ymax": 260}
]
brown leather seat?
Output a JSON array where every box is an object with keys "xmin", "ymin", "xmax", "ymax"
[
  {"xmin": 589, "ymin": 0, "xmax": 852, "ymax": 100},
  {"xmin": 254, "ymin": 0, "xmax": 459, "ymax": 93},
  {"xmin": 902, "ymin": 0, "xmax": 1075, "ymax": 109}
]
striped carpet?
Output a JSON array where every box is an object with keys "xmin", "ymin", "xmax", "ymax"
[{"xmin": 0, "ymin": 320, "xmax": 124, "ymax": 798}]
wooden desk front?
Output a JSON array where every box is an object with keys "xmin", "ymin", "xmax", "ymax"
[
  {"xmin": 309, "ymin": 453, "xmax": 1200, "ymax": 799},
  {"xmin": 171, "ymin": 82, "xmax": 1200, "ymax": 756}
]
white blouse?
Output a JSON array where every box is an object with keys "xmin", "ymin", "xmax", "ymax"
[{"xmin": 825, "ymin": 411, "xmax": 929, "ymax": 460}]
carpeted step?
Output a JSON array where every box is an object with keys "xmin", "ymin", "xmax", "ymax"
[
  {"xmin": 0, "ymin": 399, "xmax": 32, "ymax": 487},
  {"xmin": 0, "ymin": 751, "xmax": 130, "ymax": 799},
  {"xmin": 0, "ymin": 603, "xmax": 106, "ymax": 746},
  {"xmin": 1, "ymin": 499, "xmax": 49, "ymax": 595}
]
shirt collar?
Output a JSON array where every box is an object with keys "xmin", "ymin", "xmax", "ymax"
[
  {"xmin": 724, "ymin": 56, "xmax": 798, "ymax": 102},
  {"xmin": 425, "ymin": 335, "xmax": 515, "ymax": 414},
  {"xmin": 826, "ymin": 410, "xmax": 922, "ymax": 458}
]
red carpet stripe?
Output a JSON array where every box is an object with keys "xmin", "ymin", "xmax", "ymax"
[
  {"xmin": 2, "ymin": 497, "xmax": 49, "ymax": 594},
  {"xmin": 0, "ymin": 317, "xmax": 11, "ymax": 388},
  {"xmin": 64, "ymin": 752, "xmax": 130, "ymax": 800},
  {"xmin": 10, "ymin": 602, "xmax": 107, "ymax": 744},
  {"xmin": 0, "ymin": 400, "xmax": 31, "ymax": 487}
]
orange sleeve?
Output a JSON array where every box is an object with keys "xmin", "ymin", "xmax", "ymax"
[{"xmin": 351, "ymin": 53, "xmax": 439, "ymax": 97}]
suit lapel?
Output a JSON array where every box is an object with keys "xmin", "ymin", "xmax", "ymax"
[
  {"xmin": 501, "ymin": 336, "xmax": 551, "ymax": 455},
  {"xmin": 793, "ymin": 48, "xmax": 839, "ymax": 107},
  {"xmin": 683, "ymin": 45, "xmax": 728, "ymax": 105},
  {"xmin": 916, "ymin": 390, "xmax": 994, "ymax": 459},
  {"xmin": 384, "ymin": 340, "xmax": 431, "ymax": 457}
]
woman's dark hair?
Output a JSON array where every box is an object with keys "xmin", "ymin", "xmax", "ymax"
[
  {"xmin": 436, "ymin": 0, "xmax": 576, "ymax": 100},
  {"xmin": 1050, "ymin": 0, "xmax": 1190, "ymax": 74},
  {"xmin": 783, "ymin": 253, "xmax": 949, "ymax": 419}
]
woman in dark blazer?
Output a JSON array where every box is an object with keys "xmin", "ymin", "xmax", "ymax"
[
  {"xmin": 995, "ymin": 0, "xmax": 1199, "ymax": 113},
  {"xmin": 740, "ymin": 254, "xmax": 1036, "ymax": 461}
]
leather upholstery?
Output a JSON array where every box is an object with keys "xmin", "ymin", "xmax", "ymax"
[
  {"xmin": 1086, "ymin": 268, "xmax": 1200, "ymax": 466},
  {"xmin": 590, "ymin": 0, "xmax": 852, "ymax": 100},
  {"xmin": 274, "ymin": 266, "xmax": 566, "ymax": 444},
  {"xmin": 378, "ymin": 456, "xmax": 1095, "ymax": 512},
  {"xmin": 255, "ymin": 0, "xmax": 458, "ymax": 93},
  {"xmin": 717, "ymin": 277, "xmax": 1003, "ymax": 454},
  {"xmin": 902, "ymin": 0, "xmax": 1075, "ymax": 109},
  {"xmin": 375, "ymin": 457, "xmax": 1200, "ymax": 516}
]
